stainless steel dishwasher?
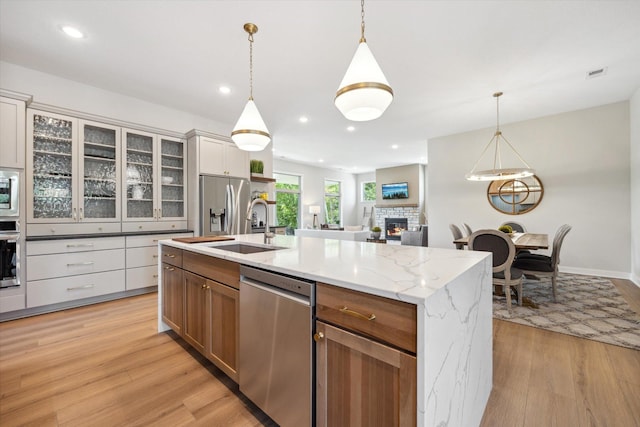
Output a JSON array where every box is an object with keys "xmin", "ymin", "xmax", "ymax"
[{"xmin": 239, "ymin": 265, "xmax": 314, "ymax": 427}]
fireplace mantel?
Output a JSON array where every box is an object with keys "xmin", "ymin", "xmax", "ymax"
[{"xmin": 375, "ymin": 203, "xmax": 419, "ymax": 208}]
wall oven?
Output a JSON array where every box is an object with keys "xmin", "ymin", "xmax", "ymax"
[
  {"xmin": 0, "ymin": 220, "xmax": 20, "ymax": 288},
  {"xmin": 0, "ymin": 171, "xmax": 19, "ymax": 217}
]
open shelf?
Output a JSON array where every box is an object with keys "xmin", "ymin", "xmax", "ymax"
[{"xmin": 250, "ymin": 175, "xmax": 276, "ymax": 183}]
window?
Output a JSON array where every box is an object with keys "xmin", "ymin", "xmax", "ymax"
[
  {"xmin": 274, "ymin": 172, "xmax": 301, "ymax": 229},
  {"xmin": 362, "ymin": 181, "xmax": 376, "ymax": 201},
  {"xmin": 324, "ymin": 179, "xmax": 341, "ymax": 225}
]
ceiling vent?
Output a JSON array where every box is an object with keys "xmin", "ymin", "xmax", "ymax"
[{"xmin": 586, "ymin": 67, "xmax": 608, "ymax": 79}]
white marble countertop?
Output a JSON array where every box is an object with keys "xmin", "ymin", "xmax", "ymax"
[{"xmin": 161, "ymin": 233, "xmax": 489, "ymax": 305}]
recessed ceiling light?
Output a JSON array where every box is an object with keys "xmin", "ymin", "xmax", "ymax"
[
  {"xmin": 219, "ymin": 86, "xmax": 231, "ymax": 94},
  {"xmin": 61, "ymin": 26, "xmax": 84, "ymax": 39},
  {"xmin": 585, "ymin": 67, "xmax": 608, "ymax": 79},
  {"xmin": 391, "ymin": 144, "xmax": 399, "ymax": 149},
  {"xmin": 299, "ymin": 116, "xmax": 308, "ymax": 123},
  {"xmin": 347, "ymin": 126, "xmax": 355, "ymax": 132},
  {"xmin": 319, "ymin": 159, "xmax": 324, "ymax": 163}
]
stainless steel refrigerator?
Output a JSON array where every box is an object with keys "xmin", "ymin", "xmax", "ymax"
[{"xmin": 200, "ymin": 175, "xmax": 251, "ymax": 236}]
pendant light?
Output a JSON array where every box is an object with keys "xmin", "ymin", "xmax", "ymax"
[
  {"xmin": 465, "ymin": 92, "xmax": 535, "ymax": 181},
  {"xmin": 334, "ymin": 0, "xmax": 393, "ymax": 122},
  {"xmin": 231, "ymin": 23, "xmax": 271, "ymax": 151}
]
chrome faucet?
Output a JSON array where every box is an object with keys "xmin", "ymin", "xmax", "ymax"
[{"xmin": 247, "ymin": 198, "xmax": 274, "ymax": 243}]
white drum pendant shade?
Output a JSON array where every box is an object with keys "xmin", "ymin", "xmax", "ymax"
[
  {"xmin": 335, "ymin": 41, "xmax": 393, "ymax": 122},
  {"xmin": 231, "ymin": 99, "xmax": 271, "ymax": 151}
]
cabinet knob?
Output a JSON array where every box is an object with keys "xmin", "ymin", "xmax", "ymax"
[{"xmin": 313, "ymin": 332, "xmax": 324, "ymax": 342}]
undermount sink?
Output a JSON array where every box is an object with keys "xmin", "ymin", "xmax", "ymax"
[{"xmin": 206, "ymin": 243, "xmax": 284, "ymax": 254}]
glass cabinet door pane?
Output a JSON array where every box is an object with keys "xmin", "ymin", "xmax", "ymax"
[
  {"xmin": 160, "ymin": 138, "xmax": 184, "ymax": 218},
  {"xmin": 32, "ymin": 114, "xmax": 74, "ymax": 219},
  {"xmin": 126, "ymin": 132, "xmax": 154, "ymax": 218},
  {"xmin": 83, "ymin": 124, "xmax": 117, "ymax": 219}
]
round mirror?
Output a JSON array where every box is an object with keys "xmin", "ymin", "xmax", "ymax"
[{"xmin": 487, "ymin": 175, "xmax": 544, "ymax": 215}]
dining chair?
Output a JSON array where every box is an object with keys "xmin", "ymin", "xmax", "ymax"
[
  {"xmin": 462, "ymin": 223, "xmax": 473, "ymax": 237},
  {"xmin": 449, "ymin": 224, "xmax": 464, "ymax": 250},
  {"xmin": 513, "ymin": 224, "xmax": 572, "ymax": 302},
  {"xmin": 468, "ymin": 229, "xmax": 523, "ymax": 309},
  {"xmin": 500, "ymin": 221, "xmax": 527, "ymax": 233}
]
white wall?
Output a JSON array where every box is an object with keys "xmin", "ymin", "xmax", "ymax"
[
  {"xmin": 0, "ymin": 61, "xmax": 229, "ymax": 135},
  {"xmin": 428, "ymin": 102, "xmax": 631, "ymax": 278},
  {"xmin": 631, "ymin": 88, "xmax": 640, "ymax": 285},
  {"xmin": 273, "ymin": 159, "xmax": 357, "ymax": 228},
  {"xmin": 356, "ymin": 171, "xmax": 376, "ymax": 228}
]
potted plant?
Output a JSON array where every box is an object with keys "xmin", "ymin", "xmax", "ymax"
[
  {"xmin": 498, "ymin": 224, "xmax": 513, "ymax": 235},
  {"xmin": 371, "ymin": 226, "xmax": 382, "ymax": 240},
  {"xmin": 250, "ymin": 159, "xmax": 264, "ymax": 176}
]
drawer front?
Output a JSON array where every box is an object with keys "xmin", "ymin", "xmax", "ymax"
[
  {"xmin": 161, "ymin": 245, "xmax": 183, "ymax": 268},
  {"xmin": 27, "ymin": 270, "xmax": 126, "ymax": 308},
  {"xmin": 126, "ymin": 265, "xmax": 159, "ymax": 290},
  {"xmin": 27, "ymin": 249, "xmax": 125, "ymax": 281},
  {"xmin": 316, "ymin": 282, "xmax": 417, "ymax": 354},
  {"xmin": 126, "ymin": 232, "xmax": 193, "ymax": 248},
  {"xmin": 182, "ymin": 251, "xmax": 240, "ymax": 289},
  {"xmin": 127, "ymin": 246, "xmax": 159, "ymax": 268},
  {"xmin": 121, "ymin": 221, "xmax": 187, "ymax": 233},
  {"xmin": 27, "ymin": 237, "xmax": 125, "ymax": 256}
]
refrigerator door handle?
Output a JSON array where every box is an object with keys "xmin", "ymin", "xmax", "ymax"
[{"xmin": 226, "ymin": 183, "xmax": 235, "ymax": 234}]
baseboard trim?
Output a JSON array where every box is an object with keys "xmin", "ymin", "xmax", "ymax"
[
  {"xmin": 0, "ymin": 287, "xmax": 157, "ymax": 322},
  {"xmin": 560, "ymin": 266, "xmax": 632, "ymax": 281}
]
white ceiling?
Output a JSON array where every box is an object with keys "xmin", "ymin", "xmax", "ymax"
[{"xmin": 1, "ymin": 0, "xmax": 640, "ymax": 173}]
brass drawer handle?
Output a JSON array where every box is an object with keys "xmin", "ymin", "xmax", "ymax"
[
  {"xmin": 164, "ymin": 254, "xmax": 176, "ymax": 258},
  {"xmin": 164, "ymin": 266, "xmax": 175, "ymax": 271},
  {"xmin": 313, "ymin": 332, "xmax": 324, "ymax": 342},
  {"xmin": 339, "ymin": 306, "xmax": 376, "ymax": 321}
]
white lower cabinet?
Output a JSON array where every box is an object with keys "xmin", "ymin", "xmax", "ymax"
[
  {"xmin": 27, "ymin": 270, "xmax": 125, "ymax": 307},
  {"xmin": 26, "ymin": 237, "xmax": 126, "ymax": 308},
  {"xmin": 125, "ymin": 232, "xmax": 192, "ymax": 290}
]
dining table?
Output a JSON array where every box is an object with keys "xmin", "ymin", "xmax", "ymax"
[{"xmin": 454, "ymin": 232, "xmax": 549, "ymax": 251}]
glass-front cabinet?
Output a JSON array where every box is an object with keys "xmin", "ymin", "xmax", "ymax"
[
  {"xmin": 26, "ymin": 109, "xmax": 186, "ymax": 236},
  {"xmin": 27, "ymin": 111, "xmax": 123, "ymax": 234},
  {"xmin": 122, "ymin": 129, "xmax": 186, "ymax": 228}
]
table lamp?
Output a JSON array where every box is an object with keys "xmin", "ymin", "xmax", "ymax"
[{"xmin": 309, "ymin": 205, "xmax": 321, "ymax": 229}]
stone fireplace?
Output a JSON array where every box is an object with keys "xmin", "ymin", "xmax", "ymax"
[
  {"xmin": 385, "ymin": 217, "xmax": 408, "ymax": 240},
  {"xmin": 375, "ymin": 206, "xmax": 423, "ymax": 241}
]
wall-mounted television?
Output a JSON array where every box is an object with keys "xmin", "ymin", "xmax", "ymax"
[{"xmin": 381, "ymin": 182, "xmax": 409, "ymax": 200}]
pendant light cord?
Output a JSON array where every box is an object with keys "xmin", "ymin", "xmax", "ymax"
[
  {"xmin": 248, "ymin": 31, "xmax": 254, "ymax": 100},
  {"xmin": 360, "ymin": 0, "xmax": 366, "ymax": 43}
]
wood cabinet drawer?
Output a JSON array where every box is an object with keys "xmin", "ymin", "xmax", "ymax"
[
  {"xmin": 27, "ymin": 270, "xmax": 126, "ymax": 308},
  {"xmin": 127, "ymin": 246, "xmax": 159, "ymax": 268},
  {"xmin": 27, "ymin": 249, "xmax": 125, "ymax": 281},
  {"xmin": 27, "ymin": 237, "xmax": 125, "ymax": 256},
  {"xmin": 126, "ymin": 265, "xmax": 158, "ymax": 290},
  {"xmin": 126, "ymin": 233, "xmax": 192, "ymax": 248},
  {"xmin": 183, "ymin": 251, "xmax": 240, "ymax": 289},
  {"xmin": 316, "ymin": 282, "xmax": 417, "ymax": 354},
  {"xmin": 161, "ymin": 246, "xmax": 183, "ymax": 268}
]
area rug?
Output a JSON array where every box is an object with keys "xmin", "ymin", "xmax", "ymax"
[{"xmin": 493, "ymin": 273, "xmax": 640, "ymax": 350}]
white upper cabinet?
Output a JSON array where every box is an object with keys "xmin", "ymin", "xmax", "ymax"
[
  {"xmin": 26, "ymin": 110, "xmax": 123, "ymax": 235},
  {"xmin": 122, "ymin": 128, "xmax": 186, "ymax": 231},
  {"xmin": 0, "ymin": 96, "xmax": 26, "ymax": 169},
  {"xmin": 199, "ymin": 136, "xmax": 249, "ymax": 179}
]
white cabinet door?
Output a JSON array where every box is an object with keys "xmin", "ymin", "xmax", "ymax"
[
  {"xmin": 199, "ymin": 136, "xmax": 248, "ymax": 179},
  {"xmin": 158, "ymin": 136, "xmax": 186, "ymax": 220},
  {"xmin": 225, "ymin": 142, "xmax": 249, "ymax": 179},
  {"xmin": 26, "ymin": 109, "xmax": 79, "ymax": 224},
  {"xmin": 0, "ymin": 97, "xmax": 26, "ymax": 169},
  {"xmin": 122, "ymin": 128, "xmax": 157, "ymax": 222},
  {"xmin": 199, "ymin": 137, "xmax": 226, "ymax": 176},
  {"xmin": 78, "ymin": 120, "xmax": 121, "ymax": 223}
]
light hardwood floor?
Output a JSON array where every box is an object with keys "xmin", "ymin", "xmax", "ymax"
[{"xmin": 0, "ymin": 279, "xmax": 638, "ymax": 426}]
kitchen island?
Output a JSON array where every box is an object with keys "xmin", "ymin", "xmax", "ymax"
[{"xmin": 158, "ymin": 234, "xmax": 492, "ymax": 427}]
